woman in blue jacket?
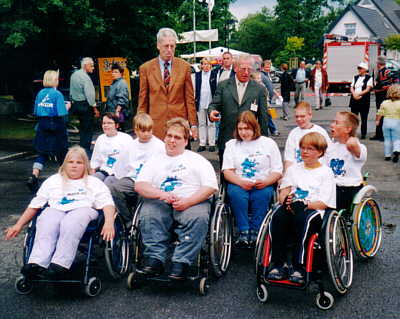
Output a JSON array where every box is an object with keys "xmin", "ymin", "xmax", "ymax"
[{"xmin": 27, "ymin": 70, "xmax": 69, "ymax": 193}]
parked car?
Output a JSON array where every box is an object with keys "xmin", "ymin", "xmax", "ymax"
[{"xmin": 386, "ymin": 59, "xmax": 400, "ymax": 82}]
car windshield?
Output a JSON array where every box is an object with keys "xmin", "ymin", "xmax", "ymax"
[{"xmin": 387, "ymin": 60, "xmax": 400, "ymax": 70}]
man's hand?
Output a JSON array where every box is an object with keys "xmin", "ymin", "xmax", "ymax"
[
  {"xmin": 209, "ymin": 110, "xmax": 221, "ymax": 122},
  {"xmin": 4, "ymin": 224, "xmax": 23, "ymax": 240},
  {"xmin": 171, "ymin": 197, "xmax": 192, "ymax": 211},
  {"xmin": 93, "ymin": 107, "xmax": 100, "ymax": 118},
  {"xmin": 191, "ymin": 126, "xmax": 198, "ymax": 140},
  {"xmin": 101, "ymin": 221, "xmax": 115, "ymax": 242},
  {"xmin": 159, "ymin": 191, "xmax": 178, "ymax": 204}
]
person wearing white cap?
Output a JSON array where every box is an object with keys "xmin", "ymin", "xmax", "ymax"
[{"xmin": 349, "ymin": 62, "xmax": 373, "ymax": 139}]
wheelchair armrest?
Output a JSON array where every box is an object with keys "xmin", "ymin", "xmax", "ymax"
[{"xmin": 352, "ymin": 185, "xmax": 377, "ymax": 205}]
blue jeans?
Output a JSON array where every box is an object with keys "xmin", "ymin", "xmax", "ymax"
[
  {"xmin": 227, "ymin": 183, "xmax": 273, "ymax": 232},
  {"xmin": 267, "ymin": 114, "xmax": 278, "ymax": 134},
  {"xmin": 139, "ymin": 198, "xmax": 210, "ymax": 265},
  {"xmin": 383, "ymin": 118, "xmax": 400, "ymax": 157}
]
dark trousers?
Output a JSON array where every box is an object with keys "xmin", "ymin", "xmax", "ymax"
[
  {"xmin": 350, "ymin": 106, "xmax": 369, "ymax": 137},
  {"xmin": 375, "ymin": 92, "xmax": 386, "ymax": 138},
  {"xmin": 71, "ymin": 101, "xmax": 94, "ymax": 156},
  {"xmin": 271, "ymin": 206, "xmax": 322, "ymax": 267},
  {"xmin": 336, "ymin": 185, "xmax": 363, "ymax": 213}
]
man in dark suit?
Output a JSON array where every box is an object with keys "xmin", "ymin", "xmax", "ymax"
[
  {"xmin": 137, "ymin": 28, "xmax": 197, "ymax": 141},
  {"xmin": 210, "ymin": 51, "xmax": 236, "ymax": 95},
  {"xmin": 208, "ymin": 55, "xmax": 269, "ymax": 164}
]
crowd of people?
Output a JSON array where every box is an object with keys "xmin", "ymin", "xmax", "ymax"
[{"xmin": 4, "ymin": 26, "xmax": 400, "ymax": 286}]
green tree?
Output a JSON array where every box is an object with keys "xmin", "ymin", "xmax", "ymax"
[
  {"xmin": 230, "ymin": 7, "xmax": 279, "ymax": 59},
  {"xmin": 274, "ymin": 36, "xmax": 305, "ymax": 65},
  {"xmin": 384, "ymin": 34, "xmax": 400, "ymax": 51}
]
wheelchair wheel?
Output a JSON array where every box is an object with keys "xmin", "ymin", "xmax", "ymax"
[
  {"xmin": 352, "ymin": 198, "xmax": 382, "ymax": 259},
  {"xmin": 210, "ymin": 200, "xmax": 232, "ymax": 278},
  {"xmin": 256, "ymin": 284, "xmax": 268, "ymax": 303},
  {"xmin": 198, "ymin": 277, "xmax": 209, "ymax": 296},
  {"xmin": 315, "ymin": 292, "xmax": 334, "ymax": 310},
  {"xmin": 325, "ymin": 211, "xmax": 353, "ymax": 295},
  {"xmin": 255, "ymin": 208, "xmax": 275, "ymax": 275},
  {"xmin": 127, "ymin": 272, "xmax": 140, "ymax": 289},
  {"xmin": 105, "ymin": 214, "xmax": 130, "ymax": 279},
  {"xmin": 15, "ymin": 276, "xmax": 33, "ymax": 295},
  {"xmin": 84, "ymin": 277, "xmax": 102, "ymax": 297},
  {"xmin": 129, "ymin": 201, "xmax": 143, "ymax": 269}
]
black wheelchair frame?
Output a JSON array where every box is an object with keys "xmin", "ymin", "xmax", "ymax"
[
  {"xmin": 255, "ymin": 204, "xmax": 354, "ymax": 310},
  {"xmin": 126, "ymin": 194, "xmax": 232, "ymax": 295}
]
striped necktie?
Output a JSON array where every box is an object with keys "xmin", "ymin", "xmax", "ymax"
[{"xmin": 164, "ymin": 61, "xmax": 170, "ymax": 87}]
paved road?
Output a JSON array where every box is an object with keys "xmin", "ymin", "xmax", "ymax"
[{"xmin": 0, "ymin": 95, "xmax": 399, "ymax": 319}]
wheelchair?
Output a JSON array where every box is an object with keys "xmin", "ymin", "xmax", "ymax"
[
  {"xmin": 126, "ymin": 194, "xmax": 232, "ymax": 295},
  {"xmin": 339, "ymin": 181, "xmax": 383, "ymax": 259},
  {"xmin": 15, "ymin": 208, "xmax": 130, "ymax": 297},
  {"xmin": 255, "ymin": 204, "xmax": 354, "ymax": 310}
]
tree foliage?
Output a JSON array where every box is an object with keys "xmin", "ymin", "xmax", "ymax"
[{"xmin": 384, "ymin": 34, "xmax": 400, "ymax": 51}]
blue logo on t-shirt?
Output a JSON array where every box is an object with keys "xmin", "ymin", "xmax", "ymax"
[
  {"xmin": 295, "ymin": 148, "xmax": 303, "ymax": 163},
  {"xmin": 294, "ymin": 187, "xmax": 309, "ymax": 199},
  {"xmin": 131, "ymin": 163, "xmax": 143, "ymax": 179},
  {"xmin": 241, "ymin": 158, "xmax": 257, "ymax": 178},
  {"xmin": 160, "ymin": 176, "xmax": 182, "ymax": 192},
  {"xmin": 59, "ymin": 197, "xmax": 76, "ymax": 205},
  {"xmin": 330, "ymin": 158, "xmax": 346, "ymax": 177},
  {"xmin": 106, "ymin": 156, "xmax": 117, "ymax": 168}
]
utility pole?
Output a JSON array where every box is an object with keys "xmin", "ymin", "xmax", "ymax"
[{"xmin": 193, "ymin": 0, "xmax": 197, "ymax": 62}]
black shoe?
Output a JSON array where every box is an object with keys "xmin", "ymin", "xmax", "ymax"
[
  {"xmin": 21, "ymin": 263, "xmax": 46, "ymax": 279},
  {"xmin": 168, "ymin": 262, "xmax": 189, "ymax": 281},
  {"xmin": 272, "ymin": 131, "xmax": 280, "ymax": 137},
  {"xmin": 267, "ymin": 265, "xmax": 288, "ymax": 281},
  {"xmin": 289, "ymin": 267, "xmax": 305, "ymax": 285},
  {"xmin": 360, "ymin": 135, "xmax": 366, "ymax": 140},
  {"xmin": 26, "ymin": 175, "xmax": 39, "ymax": 193},
  {"xmin": 197, "ymin": 146, "xmax": 206, "ymax": 152},
  {"xmin": 369, "ymin": 136, "xmax": 380, "ymax": 141},
  {"xmin": 47, "ymin": 263, "xmax": 69, "ymax": 280},
  {"xmin": 208, "ymin": 146, "xmax": 216, "ymax": 152},
  {"xmin": 138, "ymin": 257, "xmax": 164, "ymax": 276},
  {"xmin": 235, "ymin": 231, "xmax": 249, "ymax": 248},
  {"xmin": 385, "ymin": 157, "xmax": 391, "ymax": 161},
  {"xmin": 393, "ymin": 152, "xmax": 399, "ymax": 163}
]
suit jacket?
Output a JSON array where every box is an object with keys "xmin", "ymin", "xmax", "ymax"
[
  {"xmin": 137, "ymin": 57, "xmax": 197, "ymax": 139},
  {"xmin": 309, "ymin": 68, "xmax": 328, "ymax": 92},
  {"xmin": 210, "ymin": 67, "xmax": 235, "ymax": 96},
  {"xmin": 208, "ymin": 77, "xmax": 269, "ymax": 151},
  {"xmin": 195, "ymin": 71, "xmax": 215, "ymax": 111},
  {"xmin": 261, "ymin": 71, "xmax": 274, "ymax": 102},
  {"xmin": 291, "ymin": 68, "xmax": 310, "ymax": 82}
]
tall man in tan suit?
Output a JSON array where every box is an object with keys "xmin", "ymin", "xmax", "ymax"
[{"xmin": 137, "ymin": 28, "xmax": 198, "ymax": 141}]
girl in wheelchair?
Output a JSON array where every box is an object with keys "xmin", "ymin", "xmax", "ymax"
[
  {"xmin": 327, "ymin": 111, "xmax": 367, "ymax": 212},
  {"xmin": 222, "ymin": 111, "xmax": 282, "ymax": 246},
  {"xmin": 268, "ymin": 132, "xmax": 336, "ymax": 284},
  {"xmin": 5, "ymin": 146, "xmax": 115, "ymax": 279}
]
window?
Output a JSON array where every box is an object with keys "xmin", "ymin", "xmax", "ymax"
[
  {"xmin": 344, "ymin": 23, "xmax": 356, "ymax": 36},
  {"xmin": 361, "ymin": 0, "xmax": 372, "ymax": 5}
]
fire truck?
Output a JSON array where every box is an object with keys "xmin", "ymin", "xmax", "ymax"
[{"xmin": 323, "ymin": 34, "xmax": 381, "ymax": 92}]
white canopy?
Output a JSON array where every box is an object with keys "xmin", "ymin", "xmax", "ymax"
[{"xmin": 180, "ymin": 46, "xmax": 251, "ymax": 59}]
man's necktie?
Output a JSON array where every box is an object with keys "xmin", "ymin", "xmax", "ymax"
[{"xmin": 164, "ymin": 62, "xmax": 170, "ymax": 87}]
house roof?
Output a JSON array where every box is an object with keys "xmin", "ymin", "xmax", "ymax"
[
  {"xmin": 371, "ymin": 0, "xmax": 400, "ymax": 32},
  {"xmin": 352, "ymin": 5, "xmax": 397, "ymax": 39}
]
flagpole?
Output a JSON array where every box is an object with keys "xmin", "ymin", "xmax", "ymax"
[
  {"xmin": 208, "ymin": 6, "xmax": 211, "ymax": 54},
  {"xmin": 193, "ymin": 0, "xmax": 197, "ymax": 62}
]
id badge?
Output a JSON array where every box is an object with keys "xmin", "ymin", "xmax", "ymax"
[{"xmin": 250, "ymin": 101, "xmax": 258, "ymax": 112}]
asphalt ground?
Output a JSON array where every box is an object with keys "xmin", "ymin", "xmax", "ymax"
[{"xmin": 0, "ymin": 93, "xmax": 399, "ymax": 319}]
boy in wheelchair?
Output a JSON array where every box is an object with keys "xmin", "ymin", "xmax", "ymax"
[
  {"xmin": 134, "ymin": 118, "xmax": 218, "ymax": 281},
  {"xmin": 4, "ymin": 146, "xmax": 115, "ymax": 279},
  {"xmin": 108, "ymin": 113, "xmax": 164, "ymax": 223},
  {"xmin": 326, "ymin": 111, "xmax": 367, "ymax": 212},
  {"xmin": 268, "ymin": 132, "xmax": 336, "ymax": 284}
]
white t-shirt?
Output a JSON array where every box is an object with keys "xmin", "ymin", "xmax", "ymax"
[
  {"xmin": 136, "ymin": 150, "xmax": 218, "ymax": 198},
  {"xmin": 29, "ymin": 174, "xmax": 114, "ymax": 211},
  {"xmin": 113, "ymin": 136, "xmax": 165, "ymax": 180},
  {"xmin": 222, "ymin": 136, "xmax": 283, "ymax": 181},
  {"xmin": 284, "ymin": 124, "xmax": 331, "ymax": 164},
  {"xmin": 90, "ymin": 132, "xmax": 133, "ymax": 175},
  {"xmin": 351, "ymin": 75, "xmax": 373, "ymax": 94},
  {"xmin": 325, "ymin": 140, "xmax": 367, "ymax": 186},
  {"xmin": 280, "ymin": 163, "xmax": 336, "ymax": 215}
]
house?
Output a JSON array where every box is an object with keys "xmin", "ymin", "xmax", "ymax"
[{"xmin": 326, "ymin": 0, "xmax": 400, "ymax": 59}]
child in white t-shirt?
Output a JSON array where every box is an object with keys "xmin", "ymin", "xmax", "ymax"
[
  {"xmin": 108, "ymin": 113, "xmax": 164, "ymax": 222},
  {"xmin": 284, "ymin": 101, "xmax": 331, "ymax": 171},
  {"xmin": 269, "ymin": 132, "xmax": 336, "ymax": 285},
  {"xmin": 222, "ymin": 111, "xmax": 282, "ymax": 246},
  {"xmin": 326, "ymin": 111, "xmax": 367, "ymax": 212},
  {"xmin": 91, "ymin": 113, "xmax": 132, "ymax": 185},
  {"xmin": 5, "ymin": 146, "xmax": 115, "ymax": 279}
]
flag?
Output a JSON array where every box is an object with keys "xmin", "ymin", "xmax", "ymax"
[{"xmin": 199, "ymin": 0, "xmax": 214, "ymax": 11}]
